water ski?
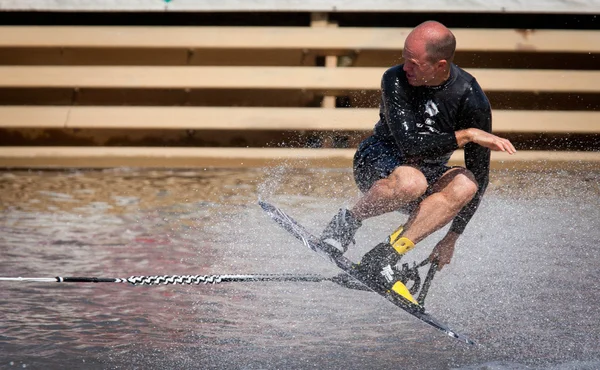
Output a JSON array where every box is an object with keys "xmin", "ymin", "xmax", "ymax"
[{"xmin": 259, "ymin": 200, "xmax": 475, "ymax": 345}]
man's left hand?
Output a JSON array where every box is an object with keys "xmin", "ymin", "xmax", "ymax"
[{"xmin": 429, "ymin": 232, "xmax": 459, "ymax": 271}]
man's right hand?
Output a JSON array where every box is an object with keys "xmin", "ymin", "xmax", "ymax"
[{"xmin": 456, "ymin": 128, "xmax": 517, "ymax": 154}]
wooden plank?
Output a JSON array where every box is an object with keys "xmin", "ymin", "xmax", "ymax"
[
  {"xmin": 1, "ymin": 106, "xmax": 598, "ymax": 133},
  {"xmin": 0, "ymin": 146, "xmax": 598, "ymax": 169},
  {"xmin": 492, "ymin": 110, "xmax": 600, "ymax": 133},
  {"xmin": 0, "ymin": 106, "xmax": 71, "ymax": 128},
  {"xmin": 0, "ymin": 26, "xmax": 598, "ymax": 54},
  {"xmin": 0, "ymin": 147, "xmax": 355, "ymax": 168},
  {"xmin": 0, "ymin": 107, "xmax": 376, "ymax": 130},
  {"xmin": 0, "ymin": 66, "xmax": 599, "ymax": 93}
]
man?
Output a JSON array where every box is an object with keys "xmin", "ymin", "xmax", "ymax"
[{"xmin": 321, "ymin": 21, "xmax": 516, "ymax": 282}]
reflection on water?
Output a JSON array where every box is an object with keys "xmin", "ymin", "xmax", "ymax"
[{"xmin": 1, "ymin": 167, "xmax": 599, "ymax": 370}]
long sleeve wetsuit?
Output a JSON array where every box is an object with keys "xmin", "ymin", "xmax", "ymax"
[{"xmin": 372, "ymin": 63, "xmax": 492, "ymax": 234}]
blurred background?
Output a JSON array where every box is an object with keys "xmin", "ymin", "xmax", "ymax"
[{"xmin": 0, "ymin": 0, "xmax": 598, "ymax": 168}]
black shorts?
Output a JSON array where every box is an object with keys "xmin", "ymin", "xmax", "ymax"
[{"xmin": 353, "ymin": 135, "xmax": 453, "ymax": 213}]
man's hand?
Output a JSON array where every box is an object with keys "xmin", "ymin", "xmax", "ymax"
[
  {"xmin": 429, "ymin": 231, "xmax": 460, "ymax": 271},
  {"xmin": 456, "ymin": 128, "xmax": 517, "ymax": 154}
]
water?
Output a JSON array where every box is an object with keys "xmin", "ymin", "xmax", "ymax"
[{"xmin": 1, "ymin": 167, "xmax": 599, "ymax": 370}]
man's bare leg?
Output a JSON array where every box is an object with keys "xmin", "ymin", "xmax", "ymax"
[
  {"xmin": 350, "ymin": 165, "xmax": 429, "ymax": 220},
  {"xmin": 401, "ymin": 168, "xmax": 478, "ymax": 244},
  {"xmin": 320, "ymin": 165, "xmax": 429, "ymax": 252}
]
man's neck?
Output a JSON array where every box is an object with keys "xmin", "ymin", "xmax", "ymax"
[{"xmin": 425, "ymin": 67, "xmax": 452, "ymax": 87}]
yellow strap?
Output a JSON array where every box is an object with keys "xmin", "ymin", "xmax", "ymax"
[
  {"xmin": 388, "ymin": 225, "xmax": 404, "ymax": 244},
  {"xmin": 391, "ymin": 237, "xmax": 415, "ymax": 255},
  {"xmin": 388, "ymin": 225, "xmax": 415, "ymax": 255},
  {"xmin": 388, "ymin": 226, "xmax": 415, "ymax": 255},
  {"xmin": 391, "ymin": 281, "xmax": 419, "ymax": 305}
]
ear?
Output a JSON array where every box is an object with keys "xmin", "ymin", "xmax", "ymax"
[{"xmin": 436, "ymin": 59, "xmax": 448, "ymax": 70}]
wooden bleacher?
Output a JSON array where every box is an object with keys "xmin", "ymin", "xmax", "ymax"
[
  {"xmin": 1, "ymin": 107, "xmax": 598, "ymax": 133},
  {"xmin": 0, "ymin": 66, "xmax": 598, "ymax": 93},
  {"xmin": 0, "ymin": 26, "xmax": 597, "ymax": 54},
  {"xmin": 0, "ymin": 24, "xmax": 598, "ymax": 169}
]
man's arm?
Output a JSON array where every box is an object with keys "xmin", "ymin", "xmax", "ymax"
[
  {"xmin": 432, "ymin": 121, "xmax": 516, "ymax": 269},
  {"xmin": 450, "ymin": 135, "xmax": 491, "ymax": 234},
  {"xmin": 450, "ymin": 82, "xmax": 516, "ymax": 234},
  {"xmin": 449, "ymin": 82, "xmax": 494, "ymax": 235},
  {"xmin": 455, "ymin": 128, "xmax": 516, "ymax": 154},
  {"xmin": 380, "ymin": 69, "xmax": 458, "ymax": 158},
  {"xmin": 429, "ymin": 95, "xmax": 493, "ymax": 269}
]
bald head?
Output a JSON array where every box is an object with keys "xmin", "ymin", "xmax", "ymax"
[
  {"xmin": 407, "ymin": 21, "xmax": 456, "ymax": 64},
  {"xmin": 402, "ymin": 21, "xmax": 455, "ymax": 86}
]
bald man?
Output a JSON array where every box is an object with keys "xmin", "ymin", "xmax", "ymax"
[{"xmin": 321, "ymin": 21, "xmax": 515, "ymax": 284}]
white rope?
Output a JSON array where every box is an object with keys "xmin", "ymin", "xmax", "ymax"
[
  {"xmin": 0, "ymin": 277, "xmax": 58, "ymax": 282},
  {"xmin": 0, "ymin": 274, "xmax": 326, "ymax": 285}
]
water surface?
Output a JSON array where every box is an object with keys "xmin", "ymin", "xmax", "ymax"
[{"xmin": 1, "ymin": 167, "xmax": 599, "ymax": 369}]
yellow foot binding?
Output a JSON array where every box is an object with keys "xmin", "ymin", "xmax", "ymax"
[
  {"xmin": 391, "ymin": 280, "xmax": 420, "ymax": 306},
  {"xmin": 388, "ymin": 225, "xmax": 415, "ymax": 255}
]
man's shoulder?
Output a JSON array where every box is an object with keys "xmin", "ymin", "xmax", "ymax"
[
  {"xmin": 385, "ymin": 64, "xmax": 404, "ymax": 73},
  {"xmin": 450, "ymin": 64, "xmax": 488, "ymax": 102},
  {"xmin": 451, "ymin": 64, "xmax": 476, "ymax": 85},
  {"xmin": 381, "ymin": 64, "xmax": 409, "ymax": 89},
  {"xmin": 383, "ymin": 64, "xmax": 405, "ymax": 79}
]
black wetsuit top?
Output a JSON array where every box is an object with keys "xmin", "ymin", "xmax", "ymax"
[{"xmin": 373, "ymin": 63, "xmax": 492, "ymax": 234}]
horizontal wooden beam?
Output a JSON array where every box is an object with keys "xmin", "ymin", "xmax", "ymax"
[
  {"xmin": 0, "ymin": 106, "xmax": 598, "ymax": 133},
  {"xmin": 0, "ymin": 26, "xmax": 598, "ymax": 53},
  {"xmin": 0, "ymin": 147, "xmax": 353, "ymax": 169},
  {"xmin": 0, "ymin": 147, "xmax": 598, "ymax": 169},
  {"xmin": 1, "ymin": 66, "xmax": 599, "ymax": 93}
]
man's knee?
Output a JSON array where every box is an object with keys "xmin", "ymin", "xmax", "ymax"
[
  {"xmin": 386, "ymin": 166, "xmax": 428, "ymax": 200},
  {"xmin": 446, "ymin": 169, "xmax": 478, "ymax": 203}
]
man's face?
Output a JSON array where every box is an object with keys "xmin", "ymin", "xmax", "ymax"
[{"xmin": 402, "ymin": 38, "xmax": 438, "ymax": 87}]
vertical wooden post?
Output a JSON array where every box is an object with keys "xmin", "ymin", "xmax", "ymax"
[
  {"xmin": 311, "ymin": 12, "xmax": 338, "ymax": 109},
  {"xmin": 311, "ymin": 12, "xmax": 339, "ymax": 148}
]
